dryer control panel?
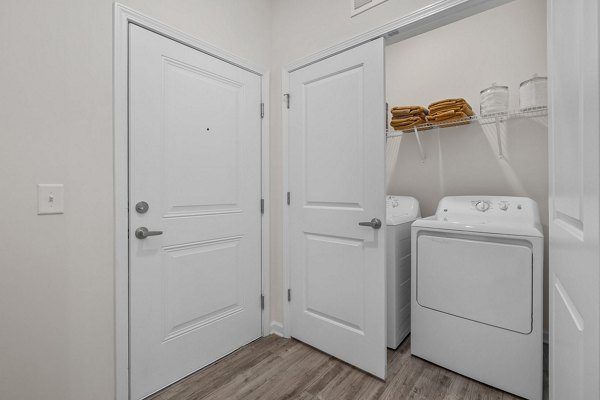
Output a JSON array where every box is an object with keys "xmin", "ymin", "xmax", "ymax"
[
  {"xmin": 435, "ymin": 196, "xmax": 540, "ymax": 227},
  {"xmin": 471, "ymin": 199, "xmax": 513, "ymax": 212}
]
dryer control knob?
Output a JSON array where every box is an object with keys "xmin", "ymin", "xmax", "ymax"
[
  {"xmin": 475, "ymin": 201, "xmax": 490, "ymax": 212},
  {"xmin": 499, "ymin": 202, "xmax": 509, "ymax": 211}
]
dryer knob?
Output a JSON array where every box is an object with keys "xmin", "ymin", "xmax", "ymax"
[{"xmin": 475, "ymin": 201, "xmax": 490, "ymax": 212}]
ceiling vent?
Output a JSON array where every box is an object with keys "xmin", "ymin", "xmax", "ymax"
[{"xmin": 351, "ymin": 0, "xmax": 388, "ymax": 17}]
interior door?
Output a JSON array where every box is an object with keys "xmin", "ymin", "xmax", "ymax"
[
  {"xmin": 129, "ymin": 24, "xmax": 262, "ymax": 399},
  {"xmin": 288, "ymin": 38, "xmax": 387, "ymax": 379},
  {"xmin": 548, "ymin": 0, "xmax": 600, "ymax": 398}
]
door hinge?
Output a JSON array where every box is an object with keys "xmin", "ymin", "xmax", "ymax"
[
  {"xmin": 261, "ymin": 198, "xmax": 265, "ymax": 214},
  {"xmin": 261, "ymin": 294, "xmax": 265, "ymax": 310},
  {"xmin": 284, "ymin": 93, "xmax": 290, "ymax": 109},
  {"xmin": 287, "ymin": 192, "xmax": 290, "ymax": 205},
  {"xmin": 385, "ymin": 102, "xmax": 389, "ymax": 130},
  {"xmin": 287, "ymin": 288, "xmax": 291, "ymax": 302},
  {"xmin": 260, "ymin": 102, "xmax": 265, "ymax": 119}
]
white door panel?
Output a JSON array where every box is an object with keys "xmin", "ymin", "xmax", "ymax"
[
  {"xmin": 129, "ymin": 25, "xmax": 262, "ymax": 400},
  {"xmin": 289, "ymin": 38, "xmax": 386, "ymax": 379},
  {"xmin": 548, "ymin": 0, "xmax": 600, "ymax": 398}
]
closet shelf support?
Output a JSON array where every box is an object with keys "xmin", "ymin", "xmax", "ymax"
[
  {"xmin": 413, "ymin": 126, "xmax": 426, "ymax": 162},
  {"xmin": 495, "ymin": 116, "xmax": 504, "ymax": 159}
]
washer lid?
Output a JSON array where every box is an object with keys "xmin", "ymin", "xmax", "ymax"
[
  {"xmin": 412, "ymin": 196, "xmax": 543, "ymax": 237},
  {"xmin": 386, "ymin": 195, "xmax": 421, "ymax": 225}
]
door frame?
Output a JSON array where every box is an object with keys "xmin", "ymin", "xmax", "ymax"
[
  {"xmin": 280, "ymin": 0, "xmax": 513, "ymax": 338},
  {"xmin": 113, "ymin": 4, "xmax": 270, "ymax": 399}
]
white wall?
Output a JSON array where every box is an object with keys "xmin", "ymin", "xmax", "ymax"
[
  {"xmin": 0, "ymin": 1, "xmax": 270, "ymax": 399},
  {"xmin": 386, "ymin": 0, "xmax": 549, "ymax": 326}
]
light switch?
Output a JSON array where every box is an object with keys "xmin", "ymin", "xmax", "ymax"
[{"xmin": 38, "ymin": 184, "xmax": 64, "ymax": 215}]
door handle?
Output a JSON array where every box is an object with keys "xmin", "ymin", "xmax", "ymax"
[
  {"xmin": 135, "ymin": 227, "xmax": 163, "ymax": 239},
  {"xmin": 358, "ymin": 218, "xmax": 382, "ymax": 229}
]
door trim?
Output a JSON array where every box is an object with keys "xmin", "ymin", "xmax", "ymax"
[
  {"xmin": 113, "ymin": 4, "xmax": 270, "ymax": 399},
  {"xmin": 280, "ymin": 0, "xmax": 514, "ymax": 338}
]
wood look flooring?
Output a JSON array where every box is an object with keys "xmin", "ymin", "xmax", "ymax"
[{"xmin": 148, "ymin": 335, "xmax": 533, "ymax": 400}]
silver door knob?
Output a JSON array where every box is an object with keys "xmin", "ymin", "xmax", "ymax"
[
  {"xmin": 135, "ymin": 227, "xmax": 163, "ymax": 239},
  {"xmin": 358, "ymin": 218, "xmax": 382, "ymax": 229}
]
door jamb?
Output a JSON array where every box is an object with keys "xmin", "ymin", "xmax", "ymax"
[
  {"xmin": 280, "ymin": 0, "xmax": 513, "ymax": 338},
  {"xmin": 113, "ymin": 4, "xmax": 270, "ymax": 399}
]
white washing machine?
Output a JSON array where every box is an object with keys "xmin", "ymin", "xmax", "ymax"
[
  {"xmin": 386, "ymin": 195, "xmax": 420, "ymax": 349},
  {"xmin": 411, "ymin": 196, "xmax": 543, "ymax": 400}
]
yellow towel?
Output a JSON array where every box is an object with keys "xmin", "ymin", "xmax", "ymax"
[
  {"xmin": 429, "ymin": 103, "xmax": 474, "ymax": 117},
  {"xmin": 390, "ymin": 116, "xmax": 426, "ymax": 127},
  {"xmin": 428, "ymin": 98, "xmax": 468, "ymax": 108},
  {"xmin": 391, "ymin": 120, "xmax": 425, "ymax": 131},
  {"xmin": 390, "ymin": 105, "xmax": 429, "ymax": 117},
  {"xmin": 426, "ymin": 111, "xmax": 469, "ymax": 123}
]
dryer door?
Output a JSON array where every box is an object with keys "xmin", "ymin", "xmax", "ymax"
[{"xmin": 416, "ymin": 233, "xmax": 533, "ymax": 334}]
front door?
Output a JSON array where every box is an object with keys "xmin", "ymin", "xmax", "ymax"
[
  {"xmin": 548, "ymin": 0, "xmax": 600, "ymax": 398},
  {"xmin": 129, "ymin": 24, "xmax": 263, "ymax": 399},
  {"xmin": 288, "ymin": 38, "xmax": 387, "ymax": 379}
]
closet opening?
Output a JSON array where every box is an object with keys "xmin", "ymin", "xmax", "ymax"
[{"xmin": 382, "ymin": 1, "xmax": 548, "ymax": 398}]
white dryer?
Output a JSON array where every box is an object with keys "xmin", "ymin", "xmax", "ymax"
[
  {"xmin": 386, "ymin": 196, "xmax": 420, "ymax": 349},
  {"xmin": 411, "ymin": 196, "xmax": 543, "ymax": 400}
]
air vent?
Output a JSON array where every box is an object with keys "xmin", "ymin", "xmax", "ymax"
[{"xmin": 351, "ymin": 0, "xmax": 388, "ymax": 17}]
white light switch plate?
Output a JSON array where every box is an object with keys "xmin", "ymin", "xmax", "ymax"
[{"xmin": 38, "ymin": 184, "xmax": 64, "ymax": 215}]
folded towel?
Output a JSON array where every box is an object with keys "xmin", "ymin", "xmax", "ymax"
[
  {"xmin": 392, "ymin": 110, "xmax": 426, "ymax": 118},
  {"xmin": 459, "ymin": 104, "xmax": 474, "ymax": 116},
  {"xmin": 391, "ymin": 105, "xmax": 428, "ymax": 113},
  {"xmin": 391, "ymin": 106, "xmax": 429, "ymax": 117},
  {"xmin": 391, "ymin": 115, "xmax": 425, "ymax": 122},
  {"xmin": 428, "ymin": 98, "xmax": 468, "ymax": 108},
  {"xmin": 390, "ymin": 114, "xmax": 426, "ymax": 130},
  {"xmin": 390, "ymin": 120, "xmax": 426, "ymax": 131},
  {"xmin": 429, "ymin": 103, "xmax": 474, "ymax": 116},
  {"xmin": 426, "ymin": 111, "xmax": 469, "ymax": 122}
]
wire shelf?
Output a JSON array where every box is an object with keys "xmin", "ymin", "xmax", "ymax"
[{"xmin": 386, "ymin": 106, "xmax": 548, "ymax": 138}]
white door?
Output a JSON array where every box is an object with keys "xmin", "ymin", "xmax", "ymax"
[
  {"xmin": 548, "ymin": 0, "xmax": 600, "ymax": 398},
  {"xmin": 288, "ymin": 38, "xmax": 387, "ymax": 379},
  {"xmin": 129, "ymin": 25, "xmax": 262, "ymax": 399}
]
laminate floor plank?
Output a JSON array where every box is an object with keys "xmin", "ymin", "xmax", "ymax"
[
  {"xmin": 147, "ymin": 335, "xmax": 534, "ymax": 400},
  {"xmin": 201, "ymin": 341, "xmax": 311, "ymax": 400},
  {"xmin": 148, "ymin": 335, "xmax": 292, "ymax": 400}
]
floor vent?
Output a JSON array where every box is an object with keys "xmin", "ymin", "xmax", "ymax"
[{"xmin": 351, "ymin": 0, "xmax": 388, "ymax": 17}]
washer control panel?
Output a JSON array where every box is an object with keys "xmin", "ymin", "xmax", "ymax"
[{"xmin": 386, "ymin": 195, "xmax": 421, "ymax": 225}]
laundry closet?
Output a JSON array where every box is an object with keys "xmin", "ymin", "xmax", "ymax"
[
  {"xmin": 385, "ymin": 0, "xmax": 548, "ymax": 239},
  {"xmin": 284, "ymin": 0, "xmax": 550, "ymax": 399},
  {"xmin": 384, "ymin": 0, "xmax": 549, "ymax": 347}
]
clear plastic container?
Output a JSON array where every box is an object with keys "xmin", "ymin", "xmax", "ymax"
[
  {"xmin": 519, "ymin": 74, "xmax": 547, "ymax": 111},
  {"xmin": 480, "ymin": 83, "xmax": 509, "ymax": 116}
]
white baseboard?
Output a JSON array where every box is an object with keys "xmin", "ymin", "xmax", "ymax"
[{"xmin": 270, "ymin": 321, "xmax": 284, "ymax": 337}]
